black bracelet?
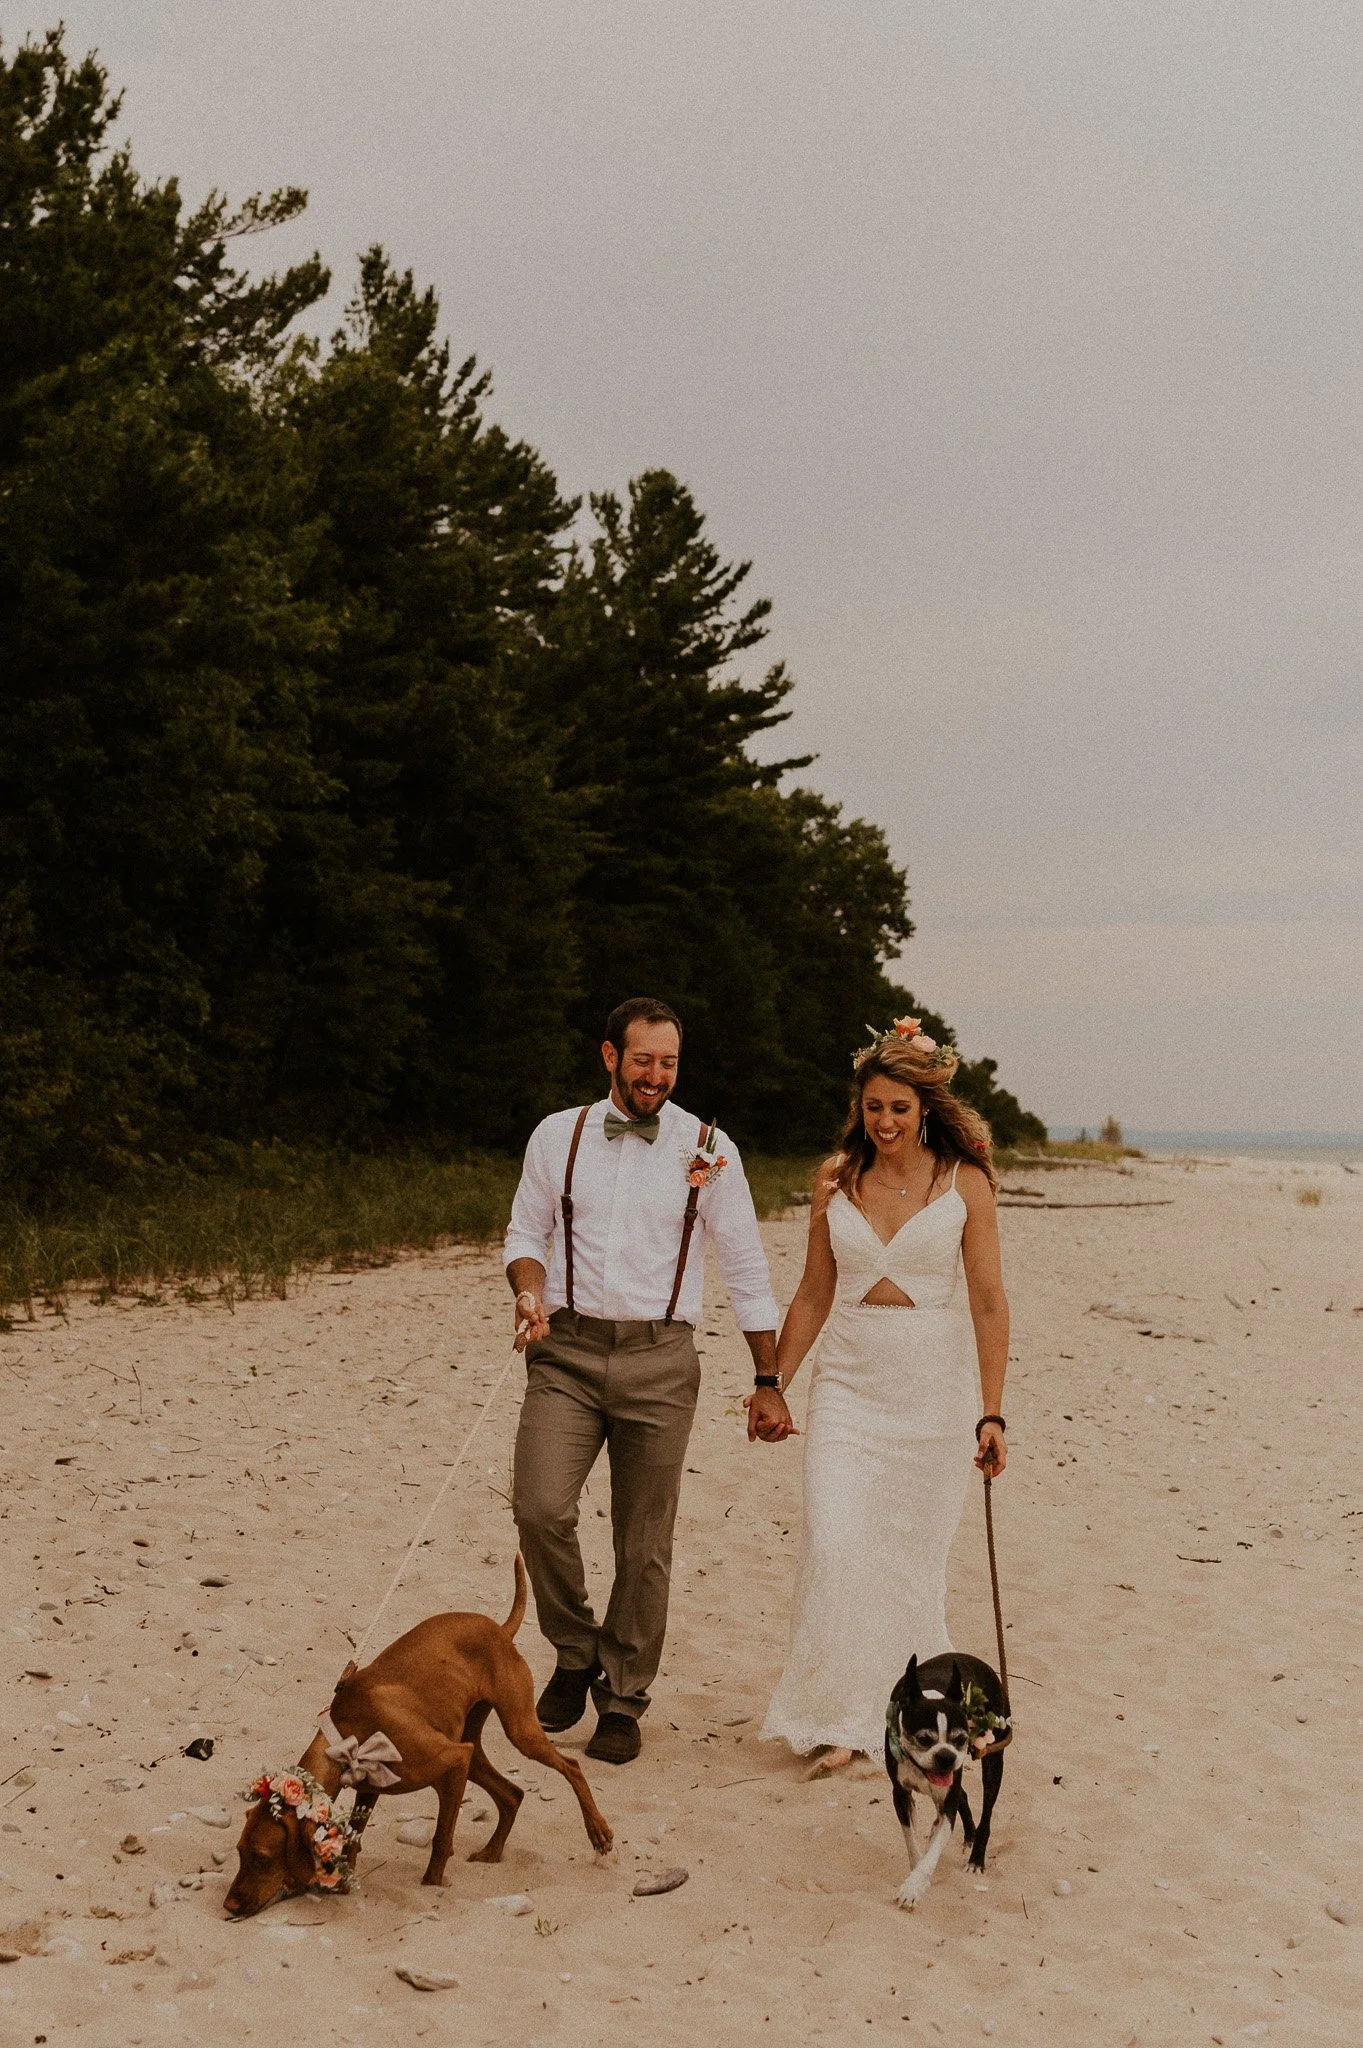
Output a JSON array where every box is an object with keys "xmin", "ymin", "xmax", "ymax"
[
  {"xmin": 975, "ymin": 1414, "xmax": 1006, "ymax": 1440},
  {"xmin": 754, "ymin": 1374, "xmax": 784, "ymax": 1391}
]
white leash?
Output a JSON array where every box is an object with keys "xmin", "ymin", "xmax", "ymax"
[{"xmin": 347, "ymin": 1342, "xmax": 521, "ymax": 1671}]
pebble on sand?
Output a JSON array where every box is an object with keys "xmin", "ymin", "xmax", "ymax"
[
  {"xmin": 486, "ymin": 1893, "xmax": 534, "ymax": 1915},
  {"xmin": 1325, "ymin": 1896, "xmax": 1355, "ymax": 1925},
  {"xmin": 396, "ymin": 1817, "xmax": 436, "ymax": 1847},
  {"xmin": 396, "ymin": 1965, "xmax": 460, "ymax": 1991},
  {"xmin": 633, "ymin": 1867, "xmax": 689, "ymax": 1897},
  {"xmin": 188, "ymin": 1805, "xmax": 232, "ymax": 1828},
  {"xmin": 1052, "ymin": 1878, "xmax": 1072, "ymax": 1896}
]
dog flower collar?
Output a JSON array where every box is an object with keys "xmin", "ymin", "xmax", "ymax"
[{"xmin": 244, "ymin": 1767, "xmax": 361, "ymax": 1891}]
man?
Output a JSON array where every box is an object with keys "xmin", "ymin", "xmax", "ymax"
[{"xmin": 505, "ymin": 996, "xmax": 781, "ymax": 1764}]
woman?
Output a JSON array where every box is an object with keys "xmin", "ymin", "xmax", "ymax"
[{"xmin": 753, "ymin": 1020, "xmax": 1009, "ymax": 1771}]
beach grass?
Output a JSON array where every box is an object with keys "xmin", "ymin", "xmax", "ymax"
[
  {"xmin": 0, "ymin": 1135, "xmax": 1147, "ymax": 1322},
  {"xmin": 995, "ymin": 1137, "xmax": 1145, "ymax": 1171},
  {"xmin": 0, "ymin": 1146, "xmax": 826, "ymax": 1321}
]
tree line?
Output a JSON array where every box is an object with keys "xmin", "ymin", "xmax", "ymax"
[{"xmin": 0, "ymin": 30, "xmax": 1044, "ymax": 1195}]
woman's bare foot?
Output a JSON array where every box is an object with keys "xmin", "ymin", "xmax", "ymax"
[{"xmin": 803, "ymin": 1745, "xmax": 856, "ymax": 1779}]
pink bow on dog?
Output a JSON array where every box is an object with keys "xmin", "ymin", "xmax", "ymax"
[{"xmin": 318, "ymin": 1712, "xmax": 403, "ymax": 1788}]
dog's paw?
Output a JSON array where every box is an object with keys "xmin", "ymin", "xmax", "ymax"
[{"xmin": 895, "ymin": 1868, "xmax": 932, "ymax": 1911}]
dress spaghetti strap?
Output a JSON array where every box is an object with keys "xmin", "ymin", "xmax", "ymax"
[{"xmin": 950, "ymin": 1159, "xmax": 960, "ymax": 1191}]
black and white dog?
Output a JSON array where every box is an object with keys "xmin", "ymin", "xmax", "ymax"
[{"xmin": 884, "ymin": 1652, "xmax": 1010, "ymax": 1908}]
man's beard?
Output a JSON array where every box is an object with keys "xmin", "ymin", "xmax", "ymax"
[{"xmin": 618, "ymin": 1076, "xmax": 673, "ymax": 1119}]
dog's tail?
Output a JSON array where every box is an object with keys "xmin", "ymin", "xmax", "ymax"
[{"xmin": 502, "ymin": 1552, "xmax": 529, "ymax": 1639}]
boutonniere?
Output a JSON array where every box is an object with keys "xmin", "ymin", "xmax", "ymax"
[{"xmin": 681, "ymin": 1119, "xmax": 728, "ymax": 1189}]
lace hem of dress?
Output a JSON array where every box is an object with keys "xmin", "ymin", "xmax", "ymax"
[{"xmin": 758, "ymin": 1714, "xmax": 884, "ymax": 1758}]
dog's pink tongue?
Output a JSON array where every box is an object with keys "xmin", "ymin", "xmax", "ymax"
[{"xmin": 927, "ymin": 1770, "xmax": 954, "ymax": 1787}]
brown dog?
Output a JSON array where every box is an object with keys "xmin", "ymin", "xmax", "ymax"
[{"xmin": 224, "ymin": 1557, "xmax": 613, "ymax": 1918}]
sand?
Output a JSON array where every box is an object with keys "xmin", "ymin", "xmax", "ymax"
[{"xmin": 1, "ymin": 1154, "xmax": 1360, "ymax": 2046}]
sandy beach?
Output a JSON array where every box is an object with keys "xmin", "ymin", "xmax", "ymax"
[{"xmin": 2, "ymin": 1155, "xmax": 1360, "ymax": 2047}]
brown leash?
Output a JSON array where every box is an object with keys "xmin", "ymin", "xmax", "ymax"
[{"xmin": 982, "ymin": 1470, "xmax": 1011, "ymax": 1715}]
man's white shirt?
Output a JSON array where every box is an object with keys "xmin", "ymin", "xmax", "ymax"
[{"xmin": 504, "ymin": 1098, "xmax": 778, "ymax": 1331}]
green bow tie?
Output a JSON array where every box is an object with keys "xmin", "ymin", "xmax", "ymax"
[{"xmin": 604, "ymin": 1110, "xmax": 661, "ymax": 1144}]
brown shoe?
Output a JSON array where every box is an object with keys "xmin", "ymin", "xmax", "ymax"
[
  {"xmin": 535, "ymin": 1663, "xmax": 601, "ymax": 1733},
  {"xmin": 585, "ymin": 1711, "xmax": 641, "ymax": 1765}
]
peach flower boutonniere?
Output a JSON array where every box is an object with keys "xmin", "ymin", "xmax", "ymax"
[{"xmin": 681, "ymin": 1119, "xmax": 727, "ymax": 1190}]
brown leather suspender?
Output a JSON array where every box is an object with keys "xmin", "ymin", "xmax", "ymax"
[
  {"xmin": 664, "ymin": 1117, "xmax": 713, "ymax": 1324},
  {"xmin": 558, "ymin": 1105, "xmax": 707, "ymax": 1326},
  {"xmin": 663, "ymin": 1183, "xmax": 701, "ymax": 1325},
  {"xmin": 560, "ymin": 1104, "xmax": 591, "ymax": 1313}
]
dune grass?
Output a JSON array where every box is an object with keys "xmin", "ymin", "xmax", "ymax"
[
  {"xmin": 0, "ymin": 1146, "xmax": 826, "ymax": 1322},
  {"xmin": 995, "ymin": 1137, "xmax": 1145, "ymax": 1172},
  {"xmin": 4, "ymin": 1135, "xmax": 1149, "ymax": 1323}
]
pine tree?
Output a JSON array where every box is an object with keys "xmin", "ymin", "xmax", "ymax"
[
  {"xmin": 0, "ymin": 30, "xmax": 339, "ymax": 1178},
  {"xmin": 286, "ymin": 252, "xmax": 585, "ymax": 1144}
]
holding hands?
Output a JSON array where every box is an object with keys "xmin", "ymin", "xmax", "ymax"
[{"xmin": 745, "ymin": 1384, "xmax": 798, "ymax": 1443}]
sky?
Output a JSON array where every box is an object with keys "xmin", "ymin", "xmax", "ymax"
[{"xmin": 15, "ymin": 1, "xmax": 1362, "ymax": 1131}]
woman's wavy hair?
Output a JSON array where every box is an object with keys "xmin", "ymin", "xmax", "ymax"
[{"xmin": 832, "ymin": 1038, "xmax": 998, "ymax": 1198}]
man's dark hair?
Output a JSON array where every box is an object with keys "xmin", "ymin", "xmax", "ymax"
[{"xmin": 604, "ymin": 997, "xmax": 683, "ymax": 1057}]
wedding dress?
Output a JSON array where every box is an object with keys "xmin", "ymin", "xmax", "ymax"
[{"xmin": 761, "ymin": 1166, "xmax": 979, "ymax": 1756}]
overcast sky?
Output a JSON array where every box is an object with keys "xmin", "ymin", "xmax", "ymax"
[{"xmin": 19, "ymin": 1, "xmax": 1363, "ymax": 1131}]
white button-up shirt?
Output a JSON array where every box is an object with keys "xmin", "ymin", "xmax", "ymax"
[{"xmin": 503, "ymin": 1098, "xmax": 779, "ymax": 1331}]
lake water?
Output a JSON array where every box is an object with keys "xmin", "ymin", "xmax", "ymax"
[{"xmin": 1049, "ymin": 1129, "xmax": 1363, "ymax": 1167}]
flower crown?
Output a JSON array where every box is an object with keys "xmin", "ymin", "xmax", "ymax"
[
  {"xmin": 245, "ymin": 1767, "xmax": 360, "ymax": 1892},
  {"xmin": 852, "ymin": 1016, "xmax": 953, "ymax": 1071}
]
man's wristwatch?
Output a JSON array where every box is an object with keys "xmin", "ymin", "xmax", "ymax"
[{"xmin": 754, "ymin": 1372, "xmax": 785, "ymax": 1394}]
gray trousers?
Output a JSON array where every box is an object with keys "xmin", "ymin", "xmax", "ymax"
[{"xmin": 513, "ymin": 1310, "xmax": 700, "ymax": 1720}]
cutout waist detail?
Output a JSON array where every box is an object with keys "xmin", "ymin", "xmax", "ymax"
[
  {"xmin": 859, "ymin": 1279, "xmax": 917, "ymax": 1309},
  {"xmin": 835, "ymin": 1290, "xmax": 958, "ymax": 1312}
]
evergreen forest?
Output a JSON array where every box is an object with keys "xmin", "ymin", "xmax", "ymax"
[{"xmin": 0, "ymin": 30, "xmax": 1044, "ymax": 1200}]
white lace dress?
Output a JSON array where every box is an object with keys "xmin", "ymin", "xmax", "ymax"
[{"xmin": 762, "ymin": 1172, "xmax": 979, "ymax": 1756}]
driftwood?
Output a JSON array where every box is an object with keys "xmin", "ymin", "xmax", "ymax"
[{"xmin": 1004, "ymin": 1155, "xmax": 1135, "ymax": 1173}]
